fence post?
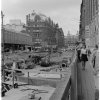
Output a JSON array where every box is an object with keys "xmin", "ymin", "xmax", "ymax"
[
  {"xmin": 28, "ymin": 72, "xmax": 29, "ymax": 85},
  {"xmin": 12, "ymin": 71, "xmax": 14, "ymax": 88},
  {"xmin": 3, "ymin": 69, "xmax": 5, "ymax": 82}
]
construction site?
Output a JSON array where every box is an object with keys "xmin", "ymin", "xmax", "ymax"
[{"xmin": 2, "ymin": 50, "xmax": 73, "ymax": 100}]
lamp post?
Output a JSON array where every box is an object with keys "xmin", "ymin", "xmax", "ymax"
[
  {"xmin": 1, "ymin": 11, "xmax": 5, "ymax": 53},
  {"xmin": 1, "ymin": 11, "xmax": 5, "ymax": 82}
]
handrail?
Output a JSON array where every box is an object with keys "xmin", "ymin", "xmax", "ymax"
[
  {"xmin": 49, "ymin": 75, "xmax": 71, "ymax": 100},
  {"xmin": 70, "ymin": 50, "xmax": 78, "ymax": 100}
]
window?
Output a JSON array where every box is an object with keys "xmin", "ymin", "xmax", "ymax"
[
  {"xmin": 96, "ymin": 0, "xmax": 98, "ymax": 10},
  {"xmin": 34, "ymin": 33, "xmax": 39, "ymax": 38}
]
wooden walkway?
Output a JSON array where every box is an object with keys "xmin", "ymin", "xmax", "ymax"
[{"xmin": 77, "ymin": 61, "xmax": 95, "ymax": 100}]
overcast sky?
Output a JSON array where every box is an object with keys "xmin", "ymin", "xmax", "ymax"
[{"xmin": 2, "ymin": 0, "xmax": 82, "ymax": 36}]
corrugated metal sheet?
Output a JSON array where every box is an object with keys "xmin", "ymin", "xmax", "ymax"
[{"xmin": 2, "ymin": 29, "xmax": 33, "ymax": 45}]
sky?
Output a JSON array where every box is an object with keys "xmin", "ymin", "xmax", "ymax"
[{"xmin": 2, "ymin": 0, "xmax": 82, "ymax": 36}]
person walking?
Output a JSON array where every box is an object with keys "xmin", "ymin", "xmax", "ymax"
[
  {"xmin": 76, "ymin": 44, "xmax": 82, "ymax": 62},
  {"xmin": 80, "ymin": 44, "xmax": 88, "ymax": 70},
  {"xmin": 92, "ymin": 45, "xmax": 99, "ymax": 75}
]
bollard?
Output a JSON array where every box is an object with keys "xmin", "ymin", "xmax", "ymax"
[
  {"xmin": 28, "ymin": 72, "xmax": 29, "ymax": 85},
  {"xmin": 3, "ymin": 69, "xmax": 5, "ymax": 82},
  {"xmin": 12, "ymin": 71, "xmax": 14, "ymax": 88}
]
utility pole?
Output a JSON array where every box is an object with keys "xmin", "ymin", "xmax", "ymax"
[
  {"xmin": 1, "ymin": 11, "xmax": 5, "ymax": 53},
  {"xmin": 1, "ymin": 11, "xmax": 5, "ymax": 82}
]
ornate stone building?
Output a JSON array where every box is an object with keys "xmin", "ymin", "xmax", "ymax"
[
  {"xmin": 26, "ymin": 11, "xmax": 64, "ymax": 49},
  {"xmin": 55, "ymin": 24, "xmax": 65, "ymax": 48},
  {"xmin": 64, "ymin": 32, "xmax": 78, "ymax": 48}
]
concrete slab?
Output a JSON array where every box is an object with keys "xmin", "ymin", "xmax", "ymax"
[
  {"xmin": 17, "ymin": 66, "xmax": 71, "ymax": 79},
  {"xmin": 2, "ymin": 85, "xmax": 55, "ymax": 100},
  {"xmin": 77, "ymin": 62, "xmax": 95, "ymax": 100},
  {"xmin": 24, "ymin": 73, "xmax": 61, "ymax": 79}
]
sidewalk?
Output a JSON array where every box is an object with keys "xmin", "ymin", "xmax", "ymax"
[
  {"xmin": 77, "ymin": 54, "xmax": 99, "ymax": 100},
  {"xmin": 89, "ymin": 55, "xmax": 99, "ymax": 90},
  {"xmin": 77, "ymin": 60, "xmax": 95, "ymax": 100}
]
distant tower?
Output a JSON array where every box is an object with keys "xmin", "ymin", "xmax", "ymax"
[
  {"xmin": 76, "ymin": 31, "xmax": 79, "ymax": 40},
  {"xmin": 67, "ymin": 30, "xmax": 71, "ymax": 36}
]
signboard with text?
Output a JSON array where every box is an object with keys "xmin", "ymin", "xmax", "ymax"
[{"xmin": 85, "ymin": 25, "xmax": 90, "ymax": 38}]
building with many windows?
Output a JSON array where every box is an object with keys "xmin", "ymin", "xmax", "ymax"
[
  {"xmin": 79, "ymin": 0, "xmax": 85, "ymax": 41},
  {"xmin": 55, "ymin": 24, "xmax": 65, "ymax": 48},
  {"xmin": 64, "ymin": 32, "xmax": 78, "ymax": 49},
  {"xmin": 26, "ymin": 11, "xmax": 64, "ymax": 50},
  {"xmin": 79, "ymin": 0, "xmax": 99, "ymax": 48}
]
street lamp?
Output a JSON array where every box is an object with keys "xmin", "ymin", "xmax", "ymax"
[
  {"xmin": 1, "ymin": 11, "xmax": 5, "ymax": 58},
  {"xmin": 1, "ymin": 11, "xmax": 5, "ymax": 82}
]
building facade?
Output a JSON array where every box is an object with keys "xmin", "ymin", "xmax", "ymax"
[
  {"xmin": 55, "ymin": 26, "xmax": 65, "ymax": 48},
  {"xmin": 64, "ymin": 32, "xmax": 78, "ymax": 48},
  {"xmin": 26, "ymin": 11, "xmax": 64, "ymax": 50},
  {"xmin": 79, "ymin": 0, "xmax": 85, "ymax": 41},
  {"xmin": 2, "ymin": 20, "xmax": 33, "ymax": 51},
  {"xmin": 79, "ymin": 0, "xmax": 99, "ymax": 48},
  {"xmin": 2, "ymin": 28, "xmax": 33, "ymax": 52}
]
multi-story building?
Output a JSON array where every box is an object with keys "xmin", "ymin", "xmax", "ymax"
[
  {"xmin": 79, "ymin": 0, "xmax": 99, "ymax": 48},
  {"xmin": 64, "ymin": 32, "xmax": 78, "ymax": 48},
  {"xmin": 2, "ymin": 28, "xmax": 33, "ymax": 52},
  {"xmin": 79, "ymin": 0, "xmax": 85, "ymax": 41},
  {"xmin": 55, "ymin": 25, "xmax": 65, "ymax": 48},
  {"xmin": 2, "ymin": 20, "xmax": 33, "ymax": 51},
  {"xmin": 26, "ymin": 11, "xmax": 64, "ymax": 50}
]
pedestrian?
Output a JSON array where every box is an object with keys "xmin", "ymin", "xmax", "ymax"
[
  {"xmin": 91, "ymin": 45, "xmax": 99, "ymax": 75},
  {"xmin": 76, "ymin": 44, "xmax": 82, "ymax": 62},
  {"xmin": 80, "ymin": 44, "xmax": 88, "ymax": 70}
]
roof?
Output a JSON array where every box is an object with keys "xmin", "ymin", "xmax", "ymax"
[
  {"xmin": 29, "ymin": 11, "xmax": 49, "ymax": 22},
  {"xmin": 4, "ymin": 29, "xmax": 31, "ymax": 37}
]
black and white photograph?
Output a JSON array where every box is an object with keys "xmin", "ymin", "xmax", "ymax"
[{"xmin": 1, "ymin": 0, "xmax": 99, "ymax": 100}]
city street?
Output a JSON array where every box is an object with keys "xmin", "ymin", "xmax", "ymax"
[{"xmin": 1, "ymin": 0, "xmax": 99, "ymax": 100}]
